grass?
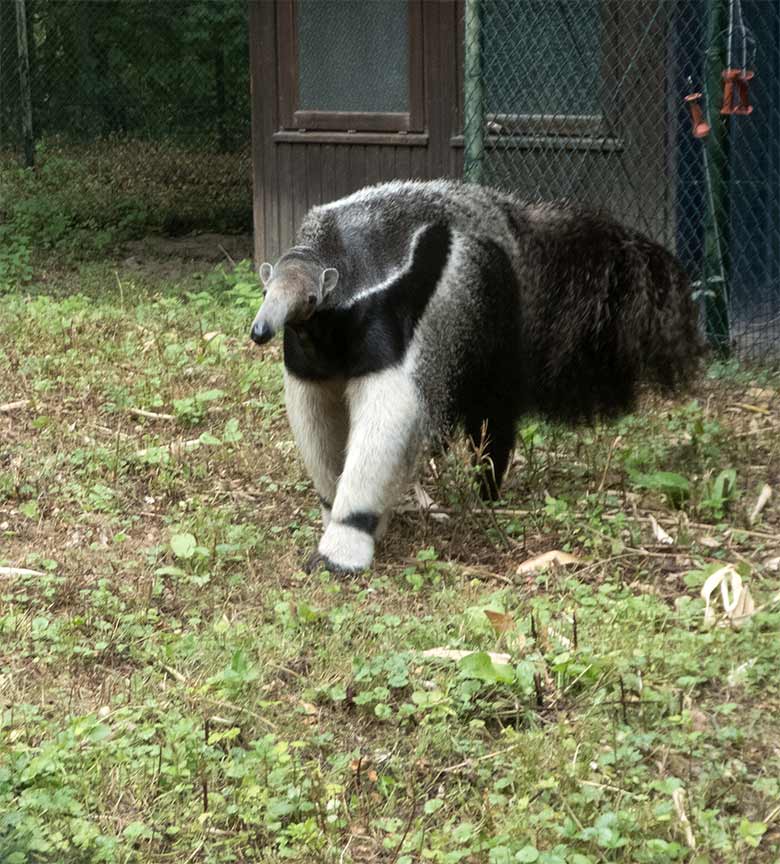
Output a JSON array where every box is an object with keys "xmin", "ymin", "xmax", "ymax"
[{"xmin": 1, "ymin": 257, "xmax": 780, "ymax": 864}]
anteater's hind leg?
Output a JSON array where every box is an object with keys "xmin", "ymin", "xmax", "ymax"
[{"xmin": 466, "ymin": 412, "xmax": 516, "ymax": 502}]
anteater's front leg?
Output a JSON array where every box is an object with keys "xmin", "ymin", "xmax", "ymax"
[
  {"xmin": 284, "ymin": 371, "xmax": 348, "ymax": 529},
  {"xmin": 307, "ymin": 368, "xmax": 422, "ymax": 574}
]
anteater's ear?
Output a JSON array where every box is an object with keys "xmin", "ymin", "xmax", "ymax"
[
  {"xmin": 259, "ymin": 262, "xmax": 274, "ymax": 286},
  {"xmin": 320, "ymin": 267, "xmax": 339, "ymax": 297}
]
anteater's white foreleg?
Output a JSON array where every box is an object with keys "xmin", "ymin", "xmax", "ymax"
[
  {"xmin": 284, "ymin": 371, "xmax": 348, "ymax": 528},
  {"xmin": 310, "ymin": 367, "xmax": 422, "ymax": 573}
]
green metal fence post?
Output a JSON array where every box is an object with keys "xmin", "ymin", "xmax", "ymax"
[
  {"xmin": 702, "ymin": 0, "xmax": 731, "ymax": 356},
  {"xmin": 15, "ymin": 0, "xmax": 34, "ymax": 168},
  {"xmin": 463, "ymin": 0, "xmax": 484, "ymax": 185}
]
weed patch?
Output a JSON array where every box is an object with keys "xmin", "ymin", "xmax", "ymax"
[{"xmin": 1, "ymin": 260, "xmax": 780, "ymax": 862}]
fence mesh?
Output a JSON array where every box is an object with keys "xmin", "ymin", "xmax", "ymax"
[
  {"xmin": 2, "ymin": 0, "xmax": 778, "ymax": 358},
  {"xmin": 0, "ymin": 0, "xmax": 252, "ymax": 231},
  {"xmin": 464, "ymin": 0, "xmax": 780, "ymax": 360}
]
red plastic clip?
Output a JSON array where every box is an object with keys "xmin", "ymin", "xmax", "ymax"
[
  {"xmin": 684, "ymin": 91, "xmax": 710, "ymax": 138},
  {"xmin": 721, "ymin": 68, "xmax": 753, "ymax": 115}
]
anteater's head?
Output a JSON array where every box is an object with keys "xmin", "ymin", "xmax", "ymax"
[{"xmin": 250, "ymin": 249, "xmax": 339, "ymax": 346}]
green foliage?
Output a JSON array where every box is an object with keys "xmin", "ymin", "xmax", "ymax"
[
  {"xmin": 173, "ymin": 388, "xmax": 226, "ymax": 425},
  {"xmin": 170, "ymin": 532, "xmax": 197, "ymax": 559},
  {"xmin": 402, "ymin": 546, "xmax": 448, "ymax": 591},
  {"xmin": 0, "ymin": 224, "xmax": 32, "ymax": 292},
  {"xmin": 0, "ymin": 1, "xmax": 253, "ymax": 257},
  {"xmin": 458, "ymin": 651, "xmax": 515, "ymax": 684},
  {"xmin": 12, "ymin": 1, "xmax": 249, "ymax": 145},
  {"xmin": 0, "ymin": 140, "xmax": 252, "ymax": 280},
  {"xmin": 629, "ymin": 470, "xmax": 691, "ymax": 508},
  {"xmin": 700, "ymin": 468, "xmax": 738, "ymax": 519},
  {"xmin": 1, "ymin": 272, "xmax": 779, "ymax": 863},
  {"xmin": 217, "ymin": 259, "xmax": 264, "ymax": 310},
  {"xmin": 0, "ymin": 155, "xmax": 145, "ymax": 277}
]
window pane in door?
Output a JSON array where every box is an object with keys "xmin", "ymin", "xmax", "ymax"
[
  {"xmin": 297, "ymin": 0, "xmax": 409, "ymax": 113},
  {"xmin": 483, "ymin": 0, "xmax": 602, "ymax": 116}
]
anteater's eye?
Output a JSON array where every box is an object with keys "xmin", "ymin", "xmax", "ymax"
[{"xmin": 307, "ymin": 293, "xmax": 317, "ymax": 306}]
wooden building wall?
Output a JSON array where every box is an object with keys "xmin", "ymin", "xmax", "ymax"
[
  {"xmin": 249, "ymin": 0, "xmax": 672, "ymax": 263},
  {"xmin": 249, "ymin": 0, "xmax": 463, "ymax": 262}
]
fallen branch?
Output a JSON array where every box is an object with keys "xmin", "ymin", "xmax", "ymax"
[
  {"xmin": 94, "ymin": 424, "xmax": 131, "ymax": 439},
  {"xmin": 749, "ymin": 484, "xmax": 772, "ymax": 524},
  {"xmin": 457, "ymin": 564, "xmax": 513, "ymax": 584},
  {"xmin": 130, "ymin": 406, "xmax": 227, "ymax": 422},
  {"xmin": 672, "ymin": 787, "xmax": 697, "ymax": 850},
  {"xmin": 733, "ymin": 423, "xmax": 780, "ymax": 438},
  {"xmin": 436, "ymin": 742, "xmax": 522, "ymax": 776},
  {"xmin": 421, "ymin": 647, "xmax": 512, "ymax": 664},
  {"xmin": 580, "ymin": 779, "xmax": 641, "ymax": 799},
  {"xmin": 135, "ymin": 438, "xmax": 201, "ymax": 459},
  {"xmin": 157, "ymin": 662, "xmax": 276, "ymax": 728},
  {"xmin": 161, "ymin": 664, "xmax": 186, "ymax": 683},
  {"xmin": 200, "ymin": 696, "xmax": 277, "ymax": 729},
  {"xmin": 728, "ymin": 402, "xmax": 771, "ymax": 415},
  {"xmin": 0, "ymin": 399, "xmax": 30, "ymax": 413},
  {"xmin": 218, "ymin": 243, "xmax": 237, "ymax": 268},
  {"xmin": 516, "ymin": 549, "xmax": 580, "ymax": 576},
  {"xmin": 0, "ymin": 566, "xmax": 45, "ymax": 578},
  {"xmin": 426, "ymin": 505, "xmax": 532, "ymax": 518},
  {"xmin": 129, "ymin": 408, "xmax": 175, "ymax": 421},
  {"xmin": 597, "ymin": 434, "xmax": 623, "ymax": 493}
]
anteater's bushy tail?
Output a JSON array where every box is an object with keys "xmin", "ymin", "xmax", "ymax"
[{"xmin": 515, "ymin": 205, "xmax": 703, "ymax": 423}]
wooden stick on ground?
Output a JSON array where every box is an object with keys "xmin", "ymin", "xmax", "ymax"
[
  {"xmin": 0, "ymin": 400, "xmax": 30, "ymax": 413},
  {"xmin": 0, "ymin": 566, "xmax": 45, "ymax": 578},
  {"xmin": 129, "ymin": 408, "xmax": 176, "ymax": 421}
]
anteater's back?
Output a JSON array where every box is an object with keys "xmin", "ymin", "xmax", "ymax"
[{"xmin": 297, "ymin": 181, "xmax": 701, "ymax": 427}]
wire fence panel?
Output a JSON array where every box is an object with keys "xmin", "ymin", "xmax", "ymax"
[
  {"xmin": 0, "ymin": 0, "xmax": 252, "ymax": 231},
  {"xmin": 464, "ymin": 0, "xmax": 780, "ymax": 360},
  {"xmin": 2, "ymin": 0, "xmax": 778, "ymax": 358}
]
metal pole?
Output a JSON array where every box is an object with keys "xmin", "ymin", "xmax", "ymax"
[
  {"xmin": 702, "ymin": 0, "xmax": 731, "ymax": 356},
  {"xmin": 15, "ymin": 0, "xmax": 34, "ymax": 168},
  {"xmin": 464, "ymin": 0, "xmax": 484, "ymax": 184},
  {"xmin": 0, "ymin": 3, "xmax": 5, "ymax": 150}
]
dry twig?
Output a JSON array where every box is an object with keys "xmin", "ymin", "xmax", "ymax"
[
  {"xmin": 0, "ymin": 566, "xmax": 45, "ymax": 578},
  {"xmin": 129, "ymin": 408, "xmax": 176, "ymax": 421},
  {"xmin": 0, "ymin": 400, "xmax": 29, "ymax": 413}
]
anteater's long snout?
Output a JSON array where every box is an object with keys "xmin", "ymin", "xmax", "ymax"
[
  {"xmin": 250, "ymin": 319, "xmax": 274, "ymax": 345},
  {"xmin": 249, "ymin": 291, "xmax": 290, "ymax": 347}
]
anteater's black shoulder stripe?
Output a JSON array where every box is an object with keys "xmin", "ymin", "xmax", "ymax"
[
  {"xmin": 284, "ymin": 223, "xmax": 453, "ymax": 381},
  {"xmin": 380, "ymin": 222, "xmax": 453, "ymax": 345},
  {"xmin": 342, "ymin": 222, "xmax": 452, "ymax": 377}
]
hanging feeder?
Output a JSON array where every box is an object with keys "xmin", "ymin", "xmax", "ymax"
[
  {"xmin": 685, "ymin": 90, "xmax": 711, "ymax": 138},
  {"xmin": 719, "ymin": 1, "xmax": 756, "ymax": 116},
  {"xmin": 721, "ymin": 67, "xmax": 753, "ymax": 115}
]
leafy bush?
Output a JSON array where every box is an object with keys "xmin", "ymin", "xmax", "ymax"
[{"xmin": 0, "ymin": 139, "xmax": 252, "ymax": 289}]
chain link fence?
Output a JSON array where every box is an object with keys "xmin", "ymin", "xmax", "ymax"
[
  {"xmin": 0, "ymin": 0, "xmax": 252, "ymax": 232},
  {"xmin": 464, "ymin": 0, "xmax": 780, "ymax": 360},
  {"xmin": 2, "ymin": 0, "xmax": 778, "ymax": 358}
]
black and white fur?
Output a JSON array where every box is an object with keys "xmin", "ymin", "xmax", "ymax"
[{"xmin": 250, "ymin": 180, "xmax": 701, "ymax": 574}]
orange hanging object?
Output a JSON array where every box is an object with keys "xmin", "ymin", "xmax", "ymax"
[
  {"xmin": 735, "ymin": 70, "xmax": 754, "ymax": 115},
  {"xmin": 720, "ymin": 68, "xmax": 740, "ymax": 114},
  {"xmin": 684, "ymin": 92, "xmax": 711, "ymax": 138},
  {"xmin": 721, "ymin": 68, "xmax": 754, "ymax": 115}
]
